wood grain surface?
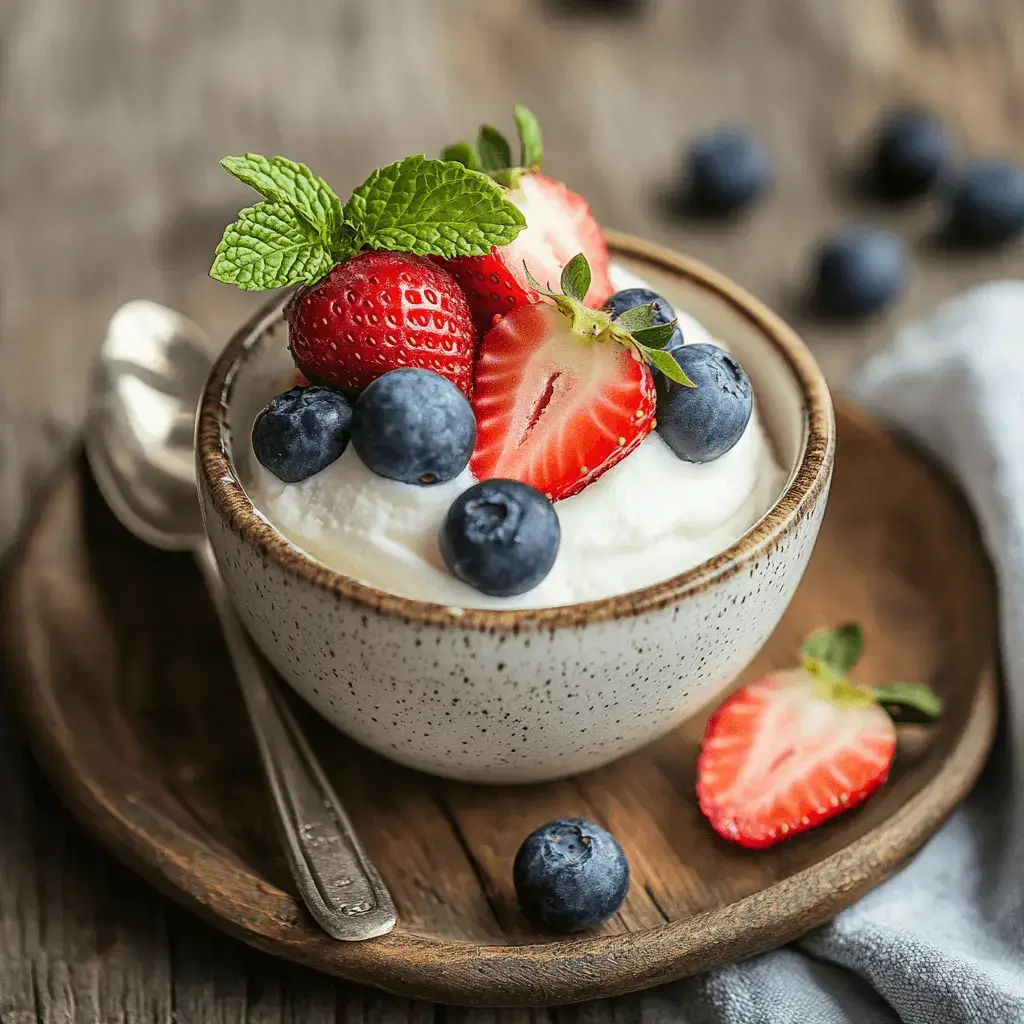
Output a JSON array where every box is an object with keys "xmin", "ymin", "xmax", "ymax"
[
  {"xmin": 3, "ymin": 396, "xmax": 999, "ymax": 1006},
  {"xmin": 2, "ymin": 0, "xmax": 1024, "ymax": 1019}
]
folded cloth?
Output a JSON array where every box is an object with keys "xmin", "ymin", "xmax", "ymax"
[{"xmin": 634, "ymin": 283, "xmax": 1024, "ymax": 1023}]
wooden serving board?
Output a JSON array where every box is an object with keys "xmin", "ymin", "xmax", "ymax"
[{"xmin": 3, "ymin": 398, "xmax": 998, "ymax": 1008}]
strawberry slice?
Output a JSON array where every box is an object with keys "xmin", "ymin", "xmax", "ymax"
[
  {"xmin": 436, "ymin": 108, "xmax": 614, "ymax": 332},
  {"xmin": 697, "ymin": 626, "xmax": 943, "ymax": 849},
  {"xmin": 469, "ymin": 253, "xmax": 688, "ymax": 500},
  {"xmin": 471, "ymin": 301, "xmax": 655, "ymax": 499}
]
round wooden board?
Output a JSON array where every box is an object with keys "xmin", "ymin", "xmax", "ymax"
[{"xmin": 3, "ymin": 398, "xmax": 999, "ymax": 1008}]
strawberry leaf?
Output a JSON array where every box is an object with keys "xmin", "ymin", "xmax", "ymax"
[
  {"xmin": 478, "ymin": 125, "xmax": 513, "ymax": 175},
  {"xmin": 441, "ymin": 140, "xmax": 481, "ymax": 171},
  {"xmin": 644, "ymin": 347, "xmax": 695, "ymax": 386},
  {"xmin": 872, "ymin": 682, "xmax": 943, "ymax": 721},
  {"xmin": 514, "ymin": 105, "xmax": 544, "ymax": 170},
  {"xmin": 344, "ymin": 155, "xmax": 526, "ymax": 257},
  {"xmin": 802, "ymin": 624, "xmax": 863, "ymax": 677},
  {"xmin": 560, "ymin": 253, "xmax": 591, "ymax": 302},
  {"xmin": 220, "ymin": 154, "xmax": 342, "ymax": 242},
  {"xmin": 210, "ymin": 202, "xmax": 335, "ymax": 290},
  {"xmin": 631, "ymin": 323, "xmax": 677, "ymax": 349},
  {"xmin": 613, "ymin": 303, "xmax": 656, "ymax": 333}
]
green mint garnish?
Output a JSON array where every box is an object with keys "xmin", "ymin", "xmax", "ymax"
[
  {"xmin": 523, "ymin": 253, "xmax": 695, "ymax": 387},
  {"xmin": 441, "ymin": 104, "xmax": 545, "ymax": 188},
  {"xmin": 211, "ymin": 153, "xmax": 526, "ymax": 291},
  {"xmin": 801, "ymin": 624, "xmax": 942, "ymax": 722},
  {"xmin": 220, "ymin": 154, "xmax": 343, "ymax": 241},
  {"xmin": 210, "ymin": 202, "xmax": 336, "ymax": 292},
  {"xmin": 343, "ymin": 155, "xmax": 525, "ymax": 258}
]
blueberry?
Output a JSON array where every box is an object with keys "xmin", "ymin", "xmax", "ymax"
[
  {"xmin": 868, "ymin": 110, "xmax": 950, "ymax": 200},
  {"xmin": 439, "ymin": 480, "xmax": 559, "ymax": 597},
  {"xmin": 945, "ymin": 160, "xmax": 1024, "ymax": 247},
  {"xmin": 683, "ymin": 128, "xmax": 773, "ymax": 217},
  {"xmin": 656, "ymin": 344, "xmax": 752, "ymax": 463},
  {"xmin": 513, "ymin": 818, "xmax": 629, "ymax": 933},
  {"xmin": 251, "ymin": 385, "xmax": 353, "ymax": 483},
  {"xmin": 351, "ymin": 369, "xmax": 475, "ymax": 486},
  {"xmin": 809, "ymin": 226, "xmax": 904, "ymax": 318},
  {"xmin": 605, "ymin": 287, "xmax": 683, "ymax": 358}
]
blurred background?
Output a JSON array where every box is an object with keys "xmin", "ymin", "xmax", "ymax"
[{"xmin": 3, "ymin": 0, "xmax": 1024, "ymax": 549}]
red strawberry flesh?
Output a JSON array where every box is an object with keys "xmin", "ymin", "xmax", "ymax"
[
  {"xmin": 697, "ymin": 669, "xmax": 896, "ymax": 849},
  {"xmin": 438, "ymin": 172, "xmax": 614, "ymax": 334},
  {"xmin": 287, "ymin": 250, "xmax": 477, "ymax": 398},
  {"xmin": 470, "ymin": 302, "xmax": 656, "ymax": 500}
]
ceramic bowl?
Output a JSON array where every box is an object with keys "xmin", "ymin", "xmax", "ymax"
[{"xmin": 196, "ymin": 233, "xmax": 835, "ymax": 784}]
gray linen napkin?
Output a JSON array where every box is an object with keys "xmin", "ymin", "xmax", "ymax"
[{"xmin": 631, "ymin": 283, "xmax": 1024, "ymax": 1023}]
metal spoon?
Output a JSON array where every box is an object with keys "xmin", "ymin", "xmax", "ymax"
[{"xmin": 84, "ymin": 300, "xmax": 397, "ymax": 940}]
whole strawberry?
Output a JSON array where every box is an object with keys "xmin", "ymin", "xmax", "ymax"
[
  {"xmin": 471, "ymin": 254, "xmax": 692, "ymax": 500},
  {"xmin": 697, "ymin": 624, "xmax": 942, "ymax": 850},
  {"xmin": 436, "ymin": 107, "xmax": 615, "ymax": 333},
  {"xmin": 209, "ymin": 151, "xmax": 526, "ymax": 396},
  {"xmin": 287, "ymin": 251, "xmax": 476, "ymax": 397}
]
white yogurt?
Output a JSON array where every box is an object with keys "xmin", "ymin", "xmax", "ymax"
[{"xmin": 250, "ymin": 267, "xmax": 787, "ymax": 610}]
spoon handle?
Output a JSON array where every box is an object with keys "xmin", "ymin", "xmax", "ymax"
[{"xmin": 193, "ymin": 542, "xmax": 397, "ymax": 941}]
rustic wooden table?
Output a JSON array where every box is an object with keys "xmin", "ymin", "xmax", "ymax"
[{"xmin": 3, "ymin": 0, "xmax": 1024, "ymax": 1020}]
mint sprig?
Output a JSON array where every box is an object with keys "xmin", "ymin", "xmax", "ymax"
[
  {"xmin": 211, "ymin": 153, "xmax": 526, "ymax": 291},
  {"xmin": 442, "ymin": 105, "xmax": 545, "ymax": 188},
  {"xmin": 210, "ymin": 202, "xmax": 336, "ymax": 292}
]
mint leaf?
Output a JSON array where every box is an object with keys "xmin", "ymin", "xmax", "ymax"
[
  {"xmin": 644, "ymin": 347, "xmax": 695, "ymax": 386},
  {"xmin": 614, "ymin": 304, "xmax": 656, "ymax": 332},
  {"xmin": 631, "ymin": 323, "xmax": 677, "ymax": 349},
  {"xmin": 514, "ymin": 105, "xmax": 543, "ymax": 169},
  {"xmin": 802, "ymin": 624, "xmax": 863, "ymax": 677},
  {"xmin": 220, "ymin": 154, "xmax": 342, "ymax": 240},
  {"xmin": 209, "ymin": 202, "xmax": 334, "ymax": 290},
  {"xmin": 872, "ymin": 682, "xmax": 943, "ymax": 721},
  {"xmin": 478, "ymin": 126, "xmax": 512, "ymax": 174},
  {"xmin": 560, "ymin": 253, "xmax": 591, "ymax": 301},
  {"xmin": 441, "ymin": 141, "xmax": 481, "ymax": 171},
  {"xmin": 343, "ymin": 155, "xmax": 526, "ymax": 258}
]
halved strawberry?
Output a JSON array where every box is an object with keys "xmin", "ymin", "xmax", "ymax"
[
  {"xmin": 697, "ymin": 625, "xmax": 942, "ymax": 850},
  {"xmin": 436, "ymin": 108, "xmax": 614, "ymax": 333},
  {"xmin": 470, "ymin": 254, "xmax": 688, "ymax": 500}
]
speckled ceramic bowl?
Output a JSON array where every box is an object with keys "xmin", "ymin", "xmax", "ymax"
[{"xmin": 196, "ymin": 233, "xmax": 834, "ymax": 784}]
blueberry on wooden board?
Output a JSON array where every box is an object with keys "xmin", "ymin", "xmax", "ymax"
[
  {"xmin": 682, "ymin": 128, "xmax": 773, "ymax": 217},
  {"xmin": 809, "ymin": 226, "xmax": 904, "ymax": 319},
  {"xmin": 513, "ymin": 818, "xmax": 629, "ymax": 932},
  {"xmin": 866, "ymin": 110, "xmax": 950, "ymax": 200},
  {"xmin": 945, "ymin": 161, "xmax": 1024, "ymax": 247}
]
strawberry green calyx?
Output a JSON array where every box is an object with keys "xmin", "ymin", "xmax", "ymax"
[
  {"xmin": 442, "ymin": 104, "xmax": 545, "ymax": 189},
  {"xmin": 800, "ymin": 623, "xmax": 943, "ymax": 720},
  {"xmin": 523, "ymin": 254, "xmax": 696, "ymax": 387},
  {"xmin": 210, "ymin": 153, "xmax": 527, "ymax": 291}
]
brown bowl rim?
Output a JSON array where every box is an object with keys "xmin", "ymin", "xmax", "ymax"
[{"xmin": 196, "ymin": 231, "xmax": 835, "ymax": 630}]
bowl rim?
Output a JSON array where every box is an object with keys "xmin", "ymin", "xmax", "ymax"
[{"xmin": 196, "ymin": 231, "xmax": 835, "ymax": 630}]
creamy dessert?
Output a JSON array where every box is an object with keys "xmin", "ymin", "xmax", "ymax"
[
  {"xmin": 251, "ymin": 267, "xmax": 784, "ymax": 609},
  {"xmin": 210, "ymin": 107, "xmax": 785, "ymax": 610}
]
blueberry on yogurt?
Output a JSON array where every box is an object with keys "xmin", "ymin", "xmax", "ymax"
[
  {"xmin": 351, "ymin": 368, "xmax": 476, "ymax": 485},
  {"xmin": 656, "ymin": 344, "xmax": 752, "ymax": 463},
  {"xmin": 439, "ymin": 480, "xmax": 560, "ymax": 597},
  {"xmin": 251, "ymin": 385, "xmax": 353, "ymax": 483},
  {"xmin": 513, "ymin": 818, "xmax": 630, "ymax": 932}
]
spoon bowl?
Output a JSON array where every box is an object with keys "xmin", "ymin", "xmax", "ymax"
[{"xmin": 85, "ymin": 300, "xmax": 217, "ymax": 549}]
